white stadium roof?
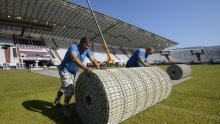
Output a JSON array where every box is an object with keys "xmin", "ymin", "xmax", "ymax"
[{"xmin": 0, "ymin": 0, "xmax": 178, "ymax": 49}]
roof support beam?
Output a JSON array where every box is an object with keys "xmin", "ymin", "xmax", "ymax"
[
  {"xmin": 0, "ymin": 17, "xmax": 53, "ymax": 31},
  {"xmin": 20, "ymin": 27, "xmax": 25, "ymax": 37}
]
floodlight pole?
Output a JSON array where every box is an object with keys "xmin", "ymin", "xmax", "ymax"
[
  {"xmin": 86, "ymin": 0, "xmax": 106, "ymax": 45},
  {"xmin": 86, "ymin": 0, "xmax": 113, "ymax": 63}
]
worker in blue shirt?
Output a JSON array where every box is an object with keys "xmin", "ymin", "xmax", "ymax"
[
  {"xmin": 126, "ymin": 47, "xmax": 155, "ymax": 67},
  {"xmin": 53, "ymin": 37, "xmax": 100, "ymax": 117}
]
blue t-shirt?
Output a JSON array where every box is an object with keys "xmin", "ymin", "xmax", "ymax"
[
  {"xmin": 59, "ymin": 44, "xmax": 92, "ymax": 74},
  {"xmin": 126, "ymin": 48, "xmax": 149, "ymax": 67}
]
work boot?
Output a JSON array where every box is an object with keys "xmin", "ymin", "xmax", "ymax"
[
  {"xmin": 53, "ymin": 97, "xmax": 62, "ymax": 107},
  {"xmin": 53, "ymin": 100, "xmax": 62, "ymax": 108}
]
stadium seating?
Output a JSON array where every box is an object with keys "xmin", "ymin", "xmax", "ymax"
[
  {"xmin": 44, "ymin": 38, "xmax": 57, "ymax": 48},
  {"xmin": 48, "ymin": 49, "xmax": 61, "ymax": 65},
  {"xmin": 148, "ymin": 53, "xmax": 167, "ymax": 64},
  {"xmin": 57, "ymin": 48, "xmax": 68, "ymax": 59},
  {"xmin": 93, "ymin": 45, "xmax": 108, "ymax": 62},
  {"xmin": 108, "ymin": 47, "xmax": 120, "ymax": 62},
  {"xmin": 111, "ymin": 47, "xmax": 129, "ymax": 63},
  {"xmin": 203, "ymin": 47, "xmax": 220, "ymax": 62},
  {"xmin": 168, "ymin": 46, "xmax": 220, "ymax": 64},
  {"xmin": 169, "ymin": 50, "xmax": 182, "ymax": 62},
  {"xmin": 124, "ymin": 49, "xmax": 133, "ymax": 57},
  {"xmin": 1, "ymin": 32, "xmax": 220, "ymax": 69},
  {"xmin": 18, "ymin": 44, "xmax": 50, "ymax": 62}
]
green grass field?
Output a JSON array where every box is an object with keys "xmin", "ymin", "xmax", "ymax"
[{"xmin": 0, "ymin": 65, "xmax": 219, "ymax": 124}]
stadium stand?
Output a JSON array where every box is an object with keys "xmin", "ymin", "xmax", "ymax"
[
  {"xmin": 111, "ymin": 47, "xmax": 129, "ymax": 64},
  {"xmin": 203, "ymin": 47, "xmax": 220, "ymax": 62},
  {"xmin": 48, "ymin": 49, "xmax": 61, "ymax": 65},
  {"xmin": 109, "ymin": 47, "xmax": 121, "ymax": 62},
  {"xmin": 170, "ymin": 50, "xmax": 192, "ymax": 64},
  {"xmin": 44, "ymin": 38, "xmax": 57, "ymax": 48},
  {"xmin": 6, "ymin": 0, "xmax": 220, "ymax": 69},
  {"xmin": 93, "ymin": 44, "xmax": 108, "ymax": 62},
  {"xmin": 123, "ymin": 48, "xmax": 133, "ymax": 57},
  {"xmin": 167, "ymin": 46, "xmax": 220, "ymax": 64},
  {"xmin": 42, "ymin": 38, "xmax": 62, "ymax": 65},
  {"xmin": 57, "ymin": 48, "xmax": 68, "ymax": 60},
  {"xmin": 0, "ymin": 35, "xmax": 14, "ymax": 46},
  {"xmin": 148, "ymin": 53, "xmax": 167, "ymax": 64}
]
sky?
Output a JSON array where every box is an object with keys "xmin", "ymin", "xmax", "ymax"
[{"xmin": 70, "ymin": 0, "xmax": 220, "ymax": 49}]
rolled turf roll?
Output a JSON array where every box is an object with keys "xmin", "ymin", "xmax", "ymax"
[
  {"xmin": 75, "ymin": 67, "xmax": 171, "ymax": 124},
  {"xmin": 166, "ymin": 64, "xmax": 191, "ymax": 80}
]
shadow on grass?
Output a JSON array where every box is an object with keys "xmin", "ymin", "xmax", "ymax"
[{"xmin": 22, "ymin": 100, "xmax": 82, "ymax": 124}]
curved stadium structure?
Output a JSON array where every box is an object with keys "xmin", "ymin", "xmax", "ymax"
[{"xmin": 1, "ymin": 0, "xmax": 219, "ymax": 70}]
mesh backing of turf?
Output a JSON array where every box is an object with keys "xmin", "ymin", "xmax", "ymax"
[{"xmin": 75, "ymin": 67, "xmax": 171, "ymax": 124}]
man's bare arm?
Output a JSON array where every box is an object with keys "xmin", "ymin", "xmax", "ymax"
[
  {"xmin": 137, "ymin": 56, "xmax": 152, "ymax": 67},
  {"xmin": 89, "ymin": 56, "xmax": 100, "ymax": 69},
  {"xmin": 70, "ymin": 52, "xmax": 92, "ymax": 74},
  {"xmin": 165, "ymin": 56, "xmax": 174, "ymax": 64}
]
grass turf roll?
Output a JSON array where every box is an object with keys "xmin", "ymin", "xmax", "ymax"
[
  {"xmin": 75, "ymin": 67, "xmax": 171, "ymax": 124},
  {"xmin": 166, "ymin": 64, "xmax": 192, "ymax": 80}
]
